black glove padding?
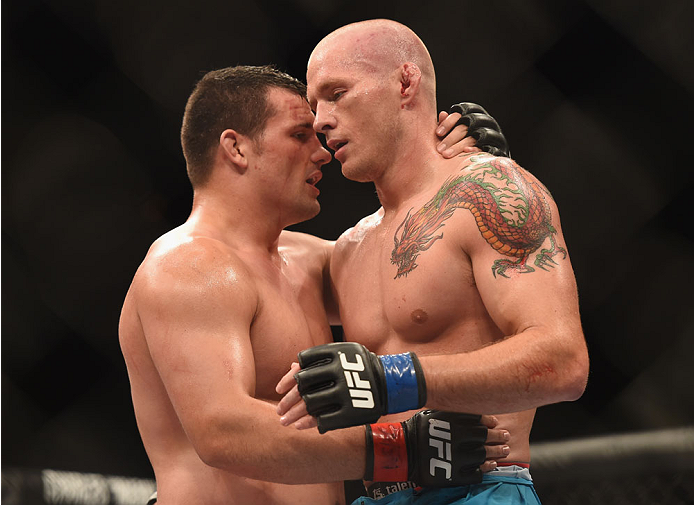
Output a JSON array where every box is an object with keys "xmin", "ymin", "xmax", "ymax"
[
  {"xmin": 449, "ymin": 102, "xmax": 510, "ymax": 158},
  {"xmin": 295, "ymin": 342, "xmax": 388, "ymax": 433},
  {"xmin": 403, "ymin": 410, "xmax": 488, "ymax": 487}
]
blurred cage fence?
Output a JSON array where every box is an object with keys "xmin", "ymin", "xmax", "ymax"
[{"xmin": 2, "ymin": 426, "xmax": 693, "ymax": 505}]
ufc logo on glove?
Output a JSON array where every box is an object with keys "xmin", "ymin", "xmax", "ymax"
[
  {"xmin": 295, "ymin": 342, "xmax": 426, "ymax": 432},
  {"xmin": 339, "ymin": 351, "xmax": 375, "ymax": 409},
  {"xmin": 429, "ymin": 419, "xmax": 452, "ymax": 479}
]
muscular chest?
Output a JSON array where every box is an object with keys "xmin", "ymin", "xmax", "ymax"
[
  {"xmin": 335, "ymin": 214, "xmax": 486, "ymax": 353},
  {"xmin": 250, "ymin": 264, "xmax": 332, "ymax": 401}
]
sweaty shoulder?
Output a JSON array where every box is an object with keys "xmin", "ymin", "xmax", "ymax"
[
  {"xmin": 132, "ymin": 228, "xmax": 258, "ymax": 313},
  {"xmin": 459, "ymin": 153, "xmax": 551, "ymax": 193},
  {"xmin": 456, "ymin": 153, "xmax": 562, "ymax": 237},
  {"xmin": 335, "ymin": 208, "xmax": 385, "ymax": 252},
  {"xmin": 446, "ymin": 154, "xmax": 568, "ymax": 276}
]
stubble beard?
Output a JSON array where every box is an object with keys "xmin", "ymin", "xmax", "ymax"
[{"xmin": 340, "ymin": 150, "xmax": 379, "ymax": 183}]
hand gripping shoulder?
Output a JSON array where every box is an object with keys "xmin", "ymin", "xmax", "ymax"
[{"xmin": 449, "ymin": 102, "xmax": 510, "ymax": 158}]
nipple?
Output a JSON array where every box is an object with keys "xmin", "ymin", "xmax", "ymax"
[{"xmin": 410, "ymin": 309, "xmax": 428, "ymax": 324}]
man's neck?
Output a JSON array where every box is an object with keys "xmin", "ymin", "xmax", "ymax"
[
  {"xmin": 373, "ymin": 130, "xmax": 445, "ymax": 213},
  {"xmin": 188, "ymin": 190, "xmax": 284, "ymax": 258}
]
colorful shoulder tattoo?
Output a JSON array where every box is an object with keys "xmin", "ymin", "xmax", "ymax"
[{"xmin": 390, "ymin": 155, "xmax": 566, "ymax": 279}]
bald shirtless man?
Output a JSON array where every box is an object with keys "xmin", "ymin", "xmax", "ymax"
[
  {"xmin": 277, "ymin": 20, "xmax": 589, "ymax": 504},
  {"xmin": 119, "ymin": 65, "xmax": 512, "ymax": 505}
]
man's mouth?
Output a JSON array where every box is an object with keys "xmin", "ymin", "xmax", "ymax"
[
  {"xmin": 332, "ymin": 142, "xmax": 348, "ymax": 162},
  {"xmin": 327, "ymin": 139, "xmax": 348, "ymax": 152},
  {"xmin": 306, "ymin": 171, "xmax": 322, "ymax": 185}
]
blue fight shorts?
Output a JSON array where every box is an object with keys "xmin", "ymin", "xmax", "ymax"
[{"xmin": 351, "ymin": 466, "xmax": 540, "ymax": 505}]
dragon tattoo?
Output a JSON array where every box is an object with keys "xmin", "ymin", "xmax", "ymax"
[{"xmin": 390, "ymin": 155, "xmax": 566, "ymax": 279}]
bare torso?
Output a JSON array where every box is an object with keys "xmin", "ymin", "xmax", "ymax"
[
  {"xmin": 331, "ymin": 155, "xmax": 535, "ymax": 466},
  {"xmin": 119, "ymin": 226, "xmax": 343, "ymax": 505}
]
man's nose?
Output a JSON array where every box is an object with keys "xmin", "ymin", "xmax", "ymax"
[
  {"xmin": 313, "ymin": 103, "xmax": 336, "ymax": 132},
  {"xmin": 311, "ymin": 143, "xmax": 332, "ymax": 166}
]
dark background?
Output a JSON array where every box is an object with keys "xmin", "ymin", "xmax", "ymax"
[{"xmin": 3, "ymin": 0, "xmax": 693, "ymax": 481}]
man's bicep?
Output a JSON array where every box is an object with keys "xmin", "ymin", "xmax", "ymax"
[
  {"xmin": 468, "ymin": 199, "xmax": 580, "ymax": 337},
  {"xmin": 137, "ymin": 270, "xmax": 258, "ymax": 433}
]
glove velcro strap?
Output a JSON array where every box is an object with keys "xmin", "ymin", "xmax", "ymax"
[
  {"xmin": 365, "ymin": 422, "xmax": 409, "ymax": 482},
  {"xmin": 379, "ymin": 352, "xmax": 426, "ymax": 414}
]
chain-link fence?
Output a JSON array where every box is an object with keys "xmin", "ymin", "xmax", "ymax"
[{"xmin": 537, "ymin": 472, "xmax": 694, "ymax": 505}]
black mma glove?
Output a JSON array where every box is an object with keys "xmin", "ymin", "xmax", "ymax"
[
  {"xmin": 449, "ymin": 102, "xmax": 510, "ymax": 158},
  {"xmin": 295, "ymin": 342, "xmax": 426, "ymax": 433},
  {"xmin": 365, "ymin": 410, "xmax": 488, "ymax": 486}
]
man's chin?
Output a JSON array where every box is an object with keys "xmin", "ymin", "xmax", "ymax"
[
  {"xmin": 307, "ymin": 203, "xmax": 321, "ymax": 220},
  {"xmin": 340, "ymin": 162, "xmax": 371, "ymax": 183},
  {"xmin": 288, "ymin": 202, "xmax": 321, "ymax": 226}
]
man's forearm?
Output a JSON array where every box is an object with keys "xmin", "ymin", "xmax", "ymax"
[
  {"xmin": 288, "ymin": 327, "xmax": 588, "ymax": 430},
  {"xmin": 420, "ymin": 327, "xmax": 588, "ymax": 415},
  {"xmin": 193, "ymin": 398, "xmax": 366, "ymax": 483}
]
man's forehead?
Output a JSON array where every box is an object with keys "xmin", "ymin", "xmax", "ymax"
[
  {"xmin": 267, "ymin": 88, "xmax": 313, "ymax": 122},
  {"xmin": 307, "ymin": 60, "xmax": 355, "ymax": 103},
  {"xmin": 307, "ymin": 41, "xmax": 380, "ymax": 95},
  {"xmin": 309, "ymin": 44, "xmax": 352, "ymax": 75}
]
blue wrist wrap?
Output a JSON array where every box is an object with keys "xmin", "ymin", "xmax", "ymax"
[{"xmin": 379, "ymin": 353, "xmax": 421, "ymax": 414}]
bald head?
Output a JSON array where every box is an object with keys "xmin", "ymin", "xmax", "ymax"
[{"xmin": 308, "ymin": 19, "xmax": 437, "ymax": 108}]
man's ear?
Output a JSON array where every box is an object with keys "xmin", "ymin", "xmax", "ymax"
[
  {"xmin": 399, "ymin": 62, "xmax": 422, "ymax": 108},
  {"xmin": 219, "ymin": 129, "xmax": 249, "ymax": 172}
]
